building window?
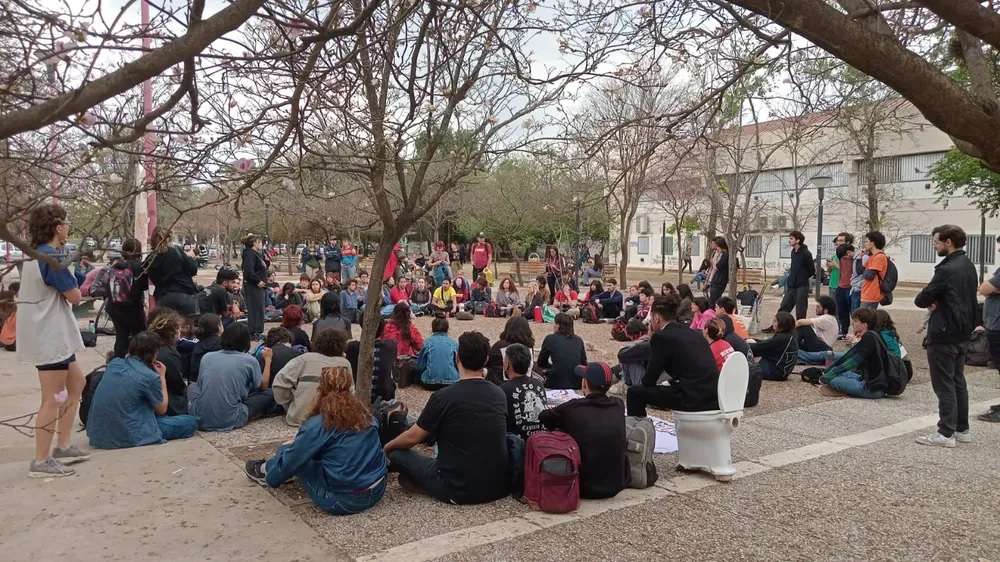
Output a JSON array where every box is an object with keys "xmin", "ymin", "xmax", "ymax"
[
  {"xmin": 857, "ymin": 155, "xmax": 902, "ymax": 185},
  {"xmin": 910, "ymin": 235, "xmax": 935, "ymax": 263},
  {"xmin": 820, "ymin": 234, "xmax": 837, "ymax": 258},
  {"xmin": 745, "ymin": 235, "xmax": 763, "ymax": 258},
  {"xmin": 661, "ymin": 235, "xmax": 674, "ymax": 256},
  {"xmin": 638, "ymin": 236, "xmax": 650, "ymax": 255},
  {"xmin": 689, "ymin": 235, "xmax": 700, "ymax": 257},
  {"xmin": 635, "ymin": 215, "xmax": 650, "ymax": 235},
  {"xmin": 967, "ymin": 235, "xmax": 997, "ymax": 266},
  {"xmin": 779, "ymin": 236, "xmax": 791, "ymax": 259}
]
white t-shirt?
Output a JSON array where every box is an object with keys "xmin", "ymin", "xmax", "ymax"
[{"xmin": 811, "ymin": 314, "xmax": 839, "ymax": 347}]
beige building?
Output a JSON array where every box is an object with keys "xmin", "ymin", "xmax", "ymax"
[{"xmin": 621, "ymin": 103, "xmax": 999, "ymax": 283}]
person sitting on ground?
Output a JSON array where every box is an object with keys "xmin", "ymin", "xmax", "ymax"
[
  {"xmin": 676, "ymin": 283, "xmax": 695, "ymax": 325},
  {"xmin": 324, "ymin": 271, "xmax": 340, "ymax": 292},
  {"xmin": 818, "ymin": 308, "xmax": 890, "ymax": 399},
  {"xmin": 749, "ymin": 312, "xmax": 799, "ymax": 381},
  {"xmin": 430, "ymin": 278, "xmax": 460, "ymax": 316},
  {"xmin": 340, "ymin": 278, "xmax": 361, "ymax": 324},
  {"xmin": 715, "ymin": 312, "xmax": 751, "ymax": 359},
  {"xmin": 626, "ymin": 295, "xmax": 719, "ymax": 416},
  {"xmin": 346, "ymin": 319, "xmax": 397, "ymax": 403},
  {"xmin": 86, "ymin": 331, "xmax": 198, "ymax": 449},
  {"xmin": 280, "ymin": 304, "xmax": 311, "ymax": 350},
  {"xmin": 276, "ymin": 282, "xmax": 305, "ymax": 310},
  {"xmin": 198, "ymin": 268, "xmax": 242, "ymax": 326},
  {"xmin": 313, "ymin": 291, "xmax": 353, "ymax": 340},
  {"xmin": 796, "ymin": 296, "xmax": 840, "ymax": 364},
  {"xmin": 377, "ymin": 276, "xmax": 396, "ymax": 317},
  {"xmin": 875, "ymin": 309, "xmax": 905, "ymax": 358},
  {"xmin": 582, "ymin": 256, "xmax": 603, "ymax": 285},
  {"xmin": 147, "ymin": 307, "xmax": 189, "ymax": 414},
  {"xmin": 408, "ymin": 277, "xmax": 432, "ymax": 316},
  {"xmin": 554, "ymin": 281, "xmax": 580, "ymax": 318},
  {"xmin": 258, "ymin": 327, "xmax": 304, "ymax": 385},
  {"xmin": 245, "ymin": 366, "xmax": 387, "ymax": 515},
  {"xmin": 189, "ymin": 313, "xmax": 223, "ymax": 382},
  {"xmin": 470, "ymin": 275, "xmax": 492, "ymax": 313},
  {"xmin": 500, "ymin": 343, "xmax": 546, "ymax": 440},
  {"xmin": 689, "ymin": 296, "xmax": 717, "ymax": 330},
  {"xmin": 384, "ymin": 331, "xmax": 510, "ymax": 505},
  {"xmin": 495, "ymin": 277, "xmax": 522, "ymax": 316},
  {"xmin": 486, "ymin": 315, "xmax": 536, "ymax": 385},
  {"xmin": 714, "ymin": 296, "xmax": 749, "ymax": 339},
  {"xmin": 660, "ymin": 282, "xmax": 676, "ymax": 297},
  {"xmin": 704, "ymin": 318, "xmax": 736, "ymax": 372},
  {"xmin": 592, "ymin": 277, "xmax": 624, "ymax": 319},
  {"xmin": 304, "ymin": 278, "xmax": 325, "ymax": 321},
  {"xmin": 537, "ymin": 313, "xmax": 587, "ymax": 389},
  {"xmin": 390, "ymin": 276, "xmax": 413, "ymax": 305},
  {"xmin": 189, "ymin": 322, "xmax": 279, "ymax": 431},
  {"xmin": 415, "ymin": 316, "xmax": 460, "ymax": 389},
  {"xmin": 451, "ymin": 273, "xmax": 471, "ymax": 308},
  {"xmin": 540, "ymin": 361, "xmax": 627, "ymax": 499},
  {"xmin": 623, "ymin": 285, "xmax": 640, "ymax": 314},
  {"xmin": 383, "ymin": 303, "xmax": 424, "ymax": 357},
  {"xmin": 522, "ymin": 278, "xmax": 546, "ymax": 319},
  {"xmin": 582, "ymin": 279, "xmax": 603, "ymax": 307},
  {"xmin": 0, "ymin": 282, "xmax": 17, "ymax": 351},
  {"xmin": 356, "ymin": 271, "xmax": 371, "ymax": 311},
  {"xmin": 273, "ymin": 328, "xmax": 352, "ymax": 426}
]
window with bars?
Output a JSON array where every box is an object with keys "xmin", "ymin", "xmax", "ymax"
[
  {"xmin": 820, "ymin": 234, "xmax": 837, "ymax": 258},
  {"xmin": 779, "ymin": 237, "xmax": 791, "ymax": 259},
  {"xmin": 910, "ymin": 235, "xmax": 935, "ymax": 263},
  {"xmin": 662, "ymin": 235, "xmax": 674, "ymax": 256},
  {"xmin": 745, "ymin": 235, "xmax": 763, "ymax": 258},
  {"xmin": 857, "ymin": 155, "xmax": 903, "ymax": 185},
  {"xmin": 967, "ymin": 235, "xmax": 996, "ymax": 265},
  {"xmin": 638, "ymin": 236, "xmax": 650, "ymax": 255}
]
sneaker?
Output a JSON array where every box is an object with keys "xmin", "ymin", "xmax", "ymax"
[
  {"xmin": 836, "ymin": 334, "xmax": 851, "ymax": 341},
  {"xmin": 978, "ymin": 408, "xmax": 1000, "ymax": 423},
  {"xmin": 52, "ymin": 445, "xmax": 90, "ymax": 464},
  {"xmin": 245, "ymin": 460, "xmax": 267, "ymax": 486},
  {"xmin": 28, "ymin": 458, "xmax": 75, "ymax": 478},
  {"xmin": 954, "ymin": 431, "xmax": 972, "ymax": 444},
  {"xmin": 915, "ymin": 433, "xmax": 956, "ymax": 448}
]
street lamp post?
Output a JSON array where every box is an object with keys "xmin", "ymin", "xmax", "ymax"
[
  {"xmin": 809, "ymin": 175, "xmax": 833, "ymax": 301},
  {"xmin": 573, "ymin": 196, "xmax": 582, "ymax": 276}
]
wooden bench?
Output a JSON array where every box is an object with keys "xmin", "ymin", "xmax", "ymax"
[
  {"xmin": 735, "ymin": 268, "xmax": 767, "ymax": 288},
  {"xmin": 511, "ymin": 260, "xmax": 546, "ymax": 285}
]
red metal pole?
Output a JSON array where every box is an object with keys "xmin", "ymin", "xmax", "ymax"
[{"xmin": 141, "ymin": 0, "xmax": 156, "ymax": 238}]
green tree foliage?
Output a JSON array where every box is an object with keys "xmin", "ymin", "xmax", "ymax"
[{"xmin": 930, "ymin": 149, "xmax": 1000, "ymax": 216}]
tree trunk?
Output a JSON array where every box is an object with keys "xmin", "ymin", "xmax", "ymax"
[
  {"xmin": 676, "ymin": 224, "xmax": 684, "ymax": 285},
  {"xmin": 618, "ymin": 221, "xmax": 632, "ymax": 287},
  {"xmin": 355, "ymin": 234, "xmax": 396, "ymax": 404}
]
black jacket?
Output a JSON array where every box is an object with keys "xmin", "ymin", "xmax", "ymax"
[
  {"xmin": 145, "ymin": 246, "xmax": 199, "ymax": 296},
  {"xmin": 786, "ymin": 244, "xmax": 815, "ymax": 289},
  {"xmin": 914, "ymin": 250, "xmax": 978, "ymax": 345},
  {"xmin": 539, "ymin": 394, "xmax": 627, "ymax": 499},
  {"xmin": 710, "ymin": 251, "xmax": 729, "ymax": 288},
  {"xmin": 643, "ymin": 323, "xmax": 719, "ymax": 410},
  {"xmin": 242, "ymin": 247, "xmax": 268, "ymax": 287}
]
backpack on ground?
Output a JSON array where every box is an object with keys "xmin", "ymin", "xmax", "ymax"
[
  {"xmin": 744, "ymin": 361, "xmax": 762, "ymax": 407},
  {"xmin": 373, "ymin": 399, "xmax": 410, "ymax": 445},
  {"xmin": 82, "ymin": 267, "xmax": 111, "ymax": 299},
  {"xmin": 79, "ymin": 366, "xmax": 106, "ymax": 427},
  {"xmin": 472, "ymin": 301, "xmax": 489, "ymax": 315},
  {"xmin": 624, "ymin": 416, "xmax": 658, "ymax": 489},
  {"xmin": 455, "ymin": 310, "xmax": 474, "ymax": 321},
  {"xmin": 876, "ymin": 336, "xmax": 911, "ymax": 396},
  {"xmin": 800, "ymin": 366, "xmax": 823, "ymax": 385},
  {"xmin": 580, "ymin": 302, "xmax": 600, "ymax": 324},
  {"xmin": 878, "ymin": 259, "xmax": 898, "ymax": 306},
  {"xmin": 965, "ymin": 330, "xmax": 990, "ymax": 367},
  {"xmin": 736, "ymin": 286, "xmax": 758, "ymax": 307},
  {"xmin": 484, "ymin": 303, "xmax": 501, "ymax": 318},
  {"xmin": 393, "ymin": 356, "xmax": 418, "ymax": 388},
  {"xmin": 523, "ymin": 431, "xmax": 581, "ymax": 514}
]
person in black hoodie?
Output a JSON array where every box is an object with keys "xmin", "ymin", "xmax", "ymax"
[
  {"xmin": 189, "ymin": 313, "xmax": 222, "ymax": 382},
  {"xmin": 914, "ymin": 225, "xmax": 979, "ymax": 448},
  {"xmin": 258, "ymin": 327, "xmax": 304, "ymax": 388},
  {"xmin": 145, "ymin": 226, "xmax": 200, "ymax": 316},
  {"xmin": 778, "ymin": 231, "xmax": 815, "ymax": 320},
  {"xmin": 536, "ymin": 313, "xmax": 587, "ymax": 389},
  {"xmin": 750, "ymin": 312, "xmax": 799, "ymax": 381},
  {"xmin": 539, "ymin": 361, "xmax": 627, "ymax": 499},
  {"xmin": 626, "ymin": 295, "xmax": 719, "ymax": 416},
  {"xmin": 107, "ymin": 238, "xmax": 150, "ymax": 358},
  {"xmin": 147, "ymin": 307, "xmax": 189, "ymax": 415},
  {"xmin": 707, "ymin": 237, "xmax": 729, "ymax": 308},
  {"xmin": 241, "ymin": 234, "xmax": 269, "ymax": 341}
]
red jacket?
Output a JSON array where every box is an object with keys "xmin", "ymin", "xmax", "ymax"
[
  {"xmin": 382, "ymin": 320, "xmax": 425, "ymax": 356},
  {"xmin": 554, "ymin": 290, "xmax": 578, "ymax": 304},
  {"xmin": 390, "ymin": 286, "xmax": 411, "ymax": 304}
]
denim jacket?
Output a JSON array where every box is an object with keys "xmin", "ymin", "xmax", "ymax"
[{"xmin": 416, "ymin": 332, "xmax": 459, "ymax": 385}]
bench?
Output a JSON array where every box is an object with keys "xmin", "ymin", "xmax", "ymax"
[
  {"xmin": 511, "ymin": 260, "xmax": 546, "ymax": 285},
  {"xmin": 735, "ymin": 268, "xmax": 767, "ymax": 288}
]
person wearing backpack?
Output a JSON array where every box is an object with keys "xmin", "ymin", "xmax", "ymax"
[
  {"xmin": 914, "ymin": 225, "xmax": 978, "ymax": 448},
  {"xmin": 818, "ymin": 308, "xmax": 889, "ymax": 399},
  {"xmin": 538, "ymin": 361, "xmax": 627, "ymax": 499},
  {"xmin": 383, "ymin": 331, "xmax": 510, "ymax": 505},
  {"xmin": 860, "ymin": 231, "xmax": 889, "ymax": 310},
  {"xmin": 107, "ymin": 238, "xmax": 150, "ymax": 358}
]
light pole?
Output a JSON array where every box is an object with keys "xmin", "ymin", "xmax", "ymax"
[
  {"xmin": 572, "ymin": 196, "xmax": 582, "ymax": 275},
  {"xmin": 809, "ymin": 175, "xmax": 833, "ymax": 300}
]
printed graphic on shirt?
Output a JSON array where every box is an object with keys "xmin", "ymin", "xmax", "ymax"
[{"xmin": 511, "ymin": 380, "xmax": 546, "ymax": 436}]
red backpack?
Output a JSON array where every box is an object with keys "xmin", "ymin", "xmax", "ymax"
[{"xmin": 523, "ymin": 431, "xmax": 581, "ymax": 514}]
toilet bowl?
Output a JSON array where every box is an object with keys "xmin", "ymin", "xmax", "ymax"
[{"xmin": 673, "ymin": 353, "xmax": 750, "ymax": 482}]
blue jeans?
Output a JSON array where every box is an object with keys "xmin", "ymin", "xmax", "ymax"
[
  {"xmin": 827, "ymin": 372, "xmax": 885, "ymax": 399},
  {"xmin": 797, "ymin": 350, "xmax": 832, "ymax": 365},
  {"xmin": 850, "ymin": 291, "xmax": 861, "ymax": 314},
  {"xmin": 157, "ymin": 415, "xmax": 198, "ymax": 440},
  {"xmin": 342, "ymin": 263, "xmax": 358, "ymax": 283},
  {"xmin": 304, "ymin": 472, "xmax": 386, "ymax": 516}
]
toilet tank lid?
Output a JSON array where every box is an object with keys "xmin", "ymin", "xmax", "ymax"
[{"xmin": 717, "ymin": 353, "xmax": 749, "ymax": 412}]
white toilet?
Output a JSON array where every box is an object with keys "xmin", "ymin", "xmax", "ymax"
[{"xmin": 673, "ymin": 353, "xmax": 750, "ymax": 482}]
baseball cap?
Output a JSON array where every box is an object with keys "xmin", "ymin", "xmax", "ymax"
[{"xmin": 574, "ymin": 362, "xmax": 614, "ymax": 388}]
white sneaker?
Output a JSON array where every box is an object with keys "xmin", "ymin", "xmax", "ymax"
[
  {"xmin": 915, "ymin": 433, "xmax": 956, "ymax": 448},
  {"xmin": 954, "ymin": 431, "xmax": 972, "ymax": 444}
]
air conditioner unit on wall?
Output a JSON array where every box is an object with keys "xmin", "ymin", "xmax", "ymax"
[
  {"xmin": 755, "ymin": 217, "xmax": 769, "ymax": 231},
  {"xmin": 774, "ymin": 216, "xmax": 788, "ymax": 230}
]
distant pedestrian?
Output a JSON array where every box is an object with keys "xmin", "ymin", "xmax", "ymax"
[
  {"xmin": 914, "ymin": 225, "xmax": 978, "ymax": 448},
  {"xmin": 706, "ymin": 237, "xmax": 729, "ymax": 308},
  {"xmin": 778, "ymin": 231, "xmax": 814, "ymax": 320}
]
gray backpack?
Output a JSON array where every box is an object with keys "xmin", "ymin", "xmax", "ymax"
[{"xmin": 625, "ymin": 416, "xmax": 658, "ymax": 489}]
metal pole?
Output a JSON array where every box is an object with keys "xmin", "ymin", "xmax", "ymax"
[
  {"xmin": 980, "ymin": 210, "xmax": 987, "ymax": 283},
  {"xmin": 814, "ymin": 186, "xmax": 825, "ymax": 301},
  {"xmin": 141, "ymin": 0, "xmax": 156, "ymax": 240},
  {"xmin": 574, "ymin": 197, "xmax": 582, "ymax": 273},
  {"xmin": 661, "ymin": 221, "xmax": 666, "ymax": 274}
]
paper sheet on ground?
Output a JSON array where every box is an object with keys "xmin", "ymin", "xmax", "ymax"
[{"xmin": 543, "ymin": 390, "xmax": 678, "ymax": 454}]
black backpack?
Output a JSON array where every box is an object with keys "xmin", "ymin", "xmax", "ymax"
[
  {"xmin": 876, "ymin": 337, "xmax": 911, "ymax": 396},
  {"xmin": 79, "ymin": 366, "xmax": 106, "ymax": 427},
  {"xmin": 878, "ymin": 259, "xmax": 899, "ymax": 306}
]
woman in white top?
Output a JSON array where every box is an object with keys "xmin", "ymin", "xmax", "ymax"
[{"xmin": 18, "ymin": 204, "xmax": 90, "ymax": 478}]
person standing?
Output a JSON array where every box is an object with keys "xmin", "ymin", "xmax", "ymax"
[
  {"xmin": 241, "ymin": 234, "xmax": 269, "ymax": 340},
  {"xmin": 324, "ymin": 238, "xmax": 342, "ymax": 281},
  {"xmin": 19, "ymin": 203, "xmax": 91, "ymax": 477},
  {"xmin": 825, "ymin": 233, "xmax": 850, "ymax": 297},
  {"xmin": 340, "ymin": 239, "xmax": 359, "ymax": 282},
  {"xmin": 914, "ymin": 225, "xmax": 978, "ymax": 448},
  {"xmin": 779, "ymin": 231, "xmax": 814, "ymax": 320},
  {"xmin": 860, "ymin": 231, "xmax": 888, "ymax": 310},
  {"xmin": 145, "ymin": 226, "xmax": 200, "ymax": 316},
  {"xmin": 978, "ymin": 236, "xmax": 1000, "ymax": 423},
  {"xmin": 834, "ymin": 241, "xmax": 855, "ymax": 339},
  {"xmin": 469, "ymin": 233, "xmax": 493, "ymax": 283},
  {"xmin": 706, "ymin": 236, "xmax": 729, "ymax": 308},
  {"xmin": 107, "ymin": 238, "xmax": 150, "ymax": 358}
]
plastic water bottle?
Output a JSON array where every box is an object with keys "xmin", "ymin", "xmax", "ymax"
[{"xmin": 88, "ymin": 320, "xmax": 96, "ymax": 334}]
